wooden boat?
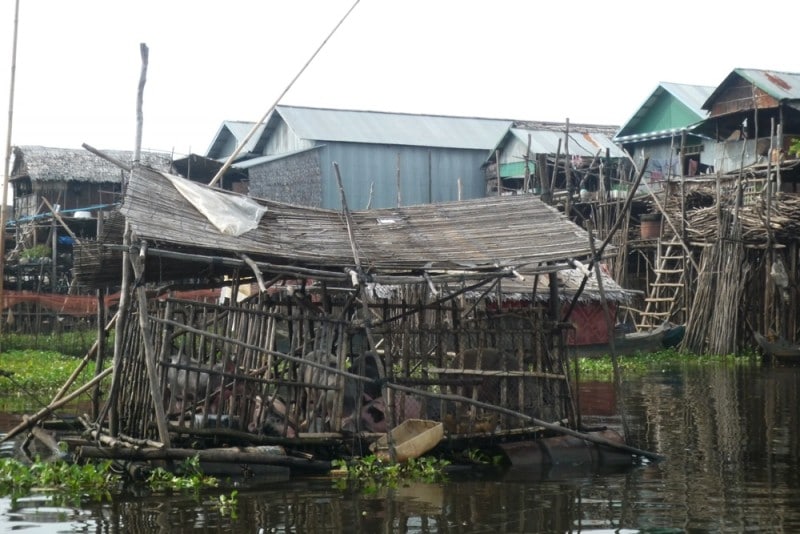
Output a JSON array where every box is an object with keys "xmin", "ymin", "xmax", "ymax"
[
  {"xmin": 370, "ymin": 419, "xmax": 444, "ymax": 463},
  {"xmin": 753, "ymin": 331, "xmax": 800, "ymax": 364},
  {"xmin": 574, "ymin": 322, "xmax": 685, "ymax": 358}
]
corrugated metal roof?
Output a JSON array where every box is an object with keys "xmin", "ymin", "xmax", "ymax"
[
  {"xmin": 614, "ymin": 83, "xmax": 714, "ymax": 142},
  {"xmin": 231, "ymin": 146, "xmax": 322, "ymax": 169},
  {"xmin": 205, "ymin": 121, "xmax": 266, "ymax": 158},
  {"xmin": 702, "ymin": 68, "xmax": 800, "ymax": 109},
  {"xmin": 659, "ymin": 82, "xmax": 714, "ymax": 116},
  {"xmin": 273, "ymin": 105, "xmax": 513, "ymax": 150},
  {"xmin": 512, "ymin": 120, "xmax": 619, "ymax": 137},
  {"xmin": 506, "ymin": 128, "xmax": 626, "ymax": 158}
]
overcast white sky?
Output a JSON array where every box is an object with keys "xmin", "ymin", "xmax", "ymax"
[{"xmin": 1, "ymin": 0, "xmax": 797, "ymax": 160}]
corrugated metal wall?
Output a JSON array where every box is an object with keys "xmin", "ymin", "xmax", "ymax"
[
  {"xmin": 264, "ymin": 120, "xmax": 316, "ymax": 155},
  {"xmin": 631, "ymin": 138, "xmax": 718, "ymax": 179},
  {"xmin": 319, "ymin": 142, "xmax": 489, "ymax": 209}
]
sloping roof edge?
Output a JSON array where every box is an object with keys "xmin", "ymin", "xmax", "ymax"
[
  {"xmin": 615, "ymin": 82, "xmax": 713, "ymax": 141},
  {"xmin": 267, "ymin": 105, "xmax": 514, "ymax": 150},
  {"xmin": 701, "ymin": 68, "xmax": 800, "ymax": 111},
  {"xmin": 119, "ymin": 166, "xmax": 613, "ymax": 278}
]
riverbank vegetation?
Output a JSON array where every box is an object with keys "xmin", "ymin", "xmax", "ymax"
[
  {"xmin": 576, "ymin": 348, "xmax": 758, "ymax": 381},
  {"xmin": 2, "ymin": 329, "xmax": 99, "ymax": 357},
  {"xmin": 0, "ymin": 349, "xmax": 104, "ymax": 410}
]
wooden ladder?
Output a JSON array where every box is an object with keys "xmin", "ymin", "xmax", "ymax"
[{"xmin": 637, "ymin": 239, "xmax": 686, "ymax": 331}]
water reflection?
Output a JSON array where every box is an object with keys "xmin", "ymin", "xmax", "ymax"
[
  {"xmin": 614, "ymin": 361, "xmax": 800, "ymax": 531},
  {"xmin": 2, "ymin": 474, "xmax": 617, "ymax": 533},
  {"xmin": 4, "ymin": 360, "xmax": 800, "ymax": 532}
]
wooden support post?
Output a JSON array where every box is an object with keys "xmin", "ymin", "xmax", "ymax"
[
  {"xmin": 495, "ymin": 150, "xmax": 502, "ymax": 197},
  {"xmin": 587, "ymin": 220, "xmax": 628, "ymax": 441},
  {"xmin": 129, "ymin": 242, "xmax": 171, "ymax": 447}
]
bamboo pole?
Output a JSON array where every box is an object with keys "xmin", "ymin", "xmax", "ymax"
[
  {"xmin": 129, "ymin": 242, "xmax": 171, "ymax": 446},
  {"xmin": 106, "ymin": 43, "xmax": 149, "ymax": 436},
  {"xmin": 93, "ymin": 290, "xmax": 106, "ymax": 419},
  {"xmin": 1, "ymin": 367, "xmax": 113, "ymax": 443},
  {"xmin": 680, "ymin": 130, "xmax": 688, "ymax": 323},
  {"xmin": 564, "ymin": 120, "xmax": 571, "ymax": 215},
  {"xmin": 765, "ymin": 119, "xmax": 775, "ymax": 335},
  {"xmin": 0, "ymin": 0, "xmax": 20, "ymax": 342},
  {"xmin": 238, "ymin": 252, "xmax": 267, "ymax": 292},
  {"xmin": 332, "ymin": 161, "xmax": 396, "ymax": 454},
  {"xmin": 524, "ymin": 133, "xmax": 532, "ymax": 193},
  {"xmin": 78, "ymin": 444, "xmax": 332, "ymax": 472},
  {"xmin": 545, "ymin": 140, "xmax": 561, "ymax": 205},
  {"xmin": 117, "ymin": 43, "xmax": 170, "ymax": 447},
  {"xmin": 332, "ymin": 161, "xmax": 377, "ymax": 350},
  {"xmin": 40, "ymin": 196, "xmax": 79, "ymax": 242},
  {"xmin": 386, "ymin": 381, "xmax": 664, "ymax": 462},
  {"xmin": 495, "ymin": 150, "xmax": 502, "ymax": 196},
  {"xmin": 587, "ymin": 219, "xmax": 629, "ymax": 442},
  {"xmin": 563, "ymin": 158, "xmax": 649, "ymax": 322},
  {"xmin": 52, "ymin": 310, "xmax": 118, "ymax": 403},
  {"xmin": 208, "ymin": 0, "xmax": 361, "ymax": 188},
  {"xmin": 396, "ymin": 152, "xmax": 402, "ymax": 207}
]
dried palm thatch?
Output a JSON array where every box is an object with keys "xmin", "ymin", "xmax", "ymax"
[
  {"xmin": 12, "ymin": 145, "xmax": 174, "ymax": 184},
  {"xmin": 73, "ymin": 165, "xmax": 615, "ymax": 289}
]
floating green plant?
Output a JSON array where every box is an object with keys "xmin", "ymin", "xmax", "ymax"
[
  {"xmin": 332, "ymin": 455, "xmax": 450, "ymax": 494},
  {"xmin": 0, "ymin": 457, "xmax": 121, "ymax": 505},
  {"xmin": 146, "ymin": 455, "xmax": 219, "ymax": 492}
]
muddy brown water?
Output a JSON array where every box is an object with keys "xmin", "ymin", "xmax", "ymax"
[{"xmin": 2, "ymin": 357, "xmax": 800, "ymax": 533}]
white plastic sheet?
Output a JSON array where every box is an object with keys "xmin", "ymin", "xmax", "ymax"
[{"xmin": 162, "ymin": 172, "xmax": 268, "ymax": 236}]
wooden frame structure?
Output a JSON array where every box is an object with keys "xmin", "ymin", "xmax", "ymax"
[{"xmin": 65, "ymin": 164, "xmax": 624, "ymax": 459}]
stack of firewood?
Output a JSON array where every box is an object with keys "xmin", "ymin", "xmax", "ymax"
[{"xmin": 658, "ymin": 191, "xmax": 800, "ymax": 246}]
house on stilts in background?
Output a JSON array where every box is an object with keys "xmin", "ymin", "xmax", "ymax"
[
  {"xmin": 610, "ymin": 69, "xmax": 800, "ymax": 354},
  {"xmin": 2, "ymin": 146, "xmax": 176, "ymax": 334}
]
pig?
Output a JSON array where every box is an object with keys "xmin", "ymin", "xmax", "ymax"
[
  {"xmin": 346, "ymin": 351, "xmax": 384, "ymax": 401},
  {"xmin": 163, "ymin": 353, "xmax": 235, "ymax": 417},
  {"xmin": 341, "ymin": 392, "xmax": 423, "ymax": 433},
  {"xmin": 334, "ymin": 351, "xmax": 387, "ymax": 432},
  {"xmin": 248, "ymin": 394, "xmax": 297, "ymax": 438},
  {"xmin": 300, "ymin": 350, "xmax": 390, "ymax": 433}
]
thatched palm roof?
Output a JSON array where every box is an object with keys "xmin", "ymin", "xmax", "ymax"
[
  {"xmin": 112, "ymin": 165, "xmax": 610, "ymax": 282},
  {"xmin": 11, "ymin": 146, "xmax": 174, "ymax": 184}
]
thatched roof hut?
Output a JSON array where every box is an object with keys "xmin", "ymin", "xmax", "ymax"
[{"xmin": 65, "ymin": 163, "xmax": 634, "ymax": 466}]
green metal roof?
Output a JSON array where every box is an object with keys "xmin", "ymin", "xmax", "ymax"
[{"xmin": 614, "ymin": 83, "xmax": 714, "ymax": 143}]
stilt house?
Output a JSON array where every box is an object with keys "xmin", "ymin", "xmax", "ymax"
[{"xmin": 70, "ymin": 162, "xmax": 619, "ymax": 460}]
